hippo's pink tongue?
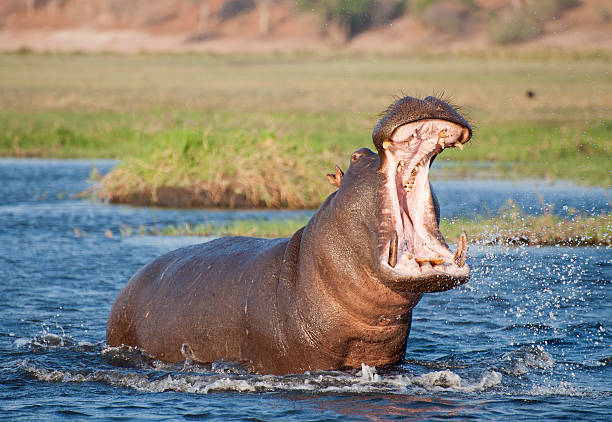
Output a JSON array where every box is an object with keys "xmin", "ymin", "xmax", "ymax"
[{"xmin": 381, "ymin": 118, "xmax": 470, "ymax": 275}]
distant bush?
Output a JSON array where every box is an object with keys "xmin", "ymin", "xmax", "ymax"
[
  {"xmin": 298, "ymin": 0, "xmax": 375, "ymax": 38},
  {"xmin": 486, "ymin": 0, "xmax": 579, "ymax": 45},
  {"xmin": 420, "ymin": 0, "xmax": 478, "ymax": 34},
  {"xmin": 409, "ymin": 0, "xmax": 475, "ymax": 16},
  {"xmin": 531, "ymin": 0, "xmax": 580, "ymax": 18},
  {"xmin": 298, "ymin": 0, "xmax": 405, "ymax": 38},
  {"xmin": 218, "ymin": 0, "xmax": 255, "ymax": 20},
  {"xmin": 370, "ymin": 0, "xmax": 407, "ymax": 27},
  {"xmin": 488, "ymin": 11, "xmax": 542, "ymax": 44}
]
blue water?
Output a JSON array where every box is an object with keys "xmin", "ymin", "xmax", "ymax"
[{"xmin": 0, "ymin": 159, "xmax": 610, "ymax": 421}]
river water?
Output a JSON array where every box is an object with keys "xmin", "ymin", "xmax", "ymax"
[{"xmin": 0, "ymin": 159, "xmax": 610, "ymax": 421}]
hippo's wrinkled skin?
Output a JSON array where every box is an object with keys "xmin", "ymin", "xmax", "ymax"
[{"xmin": 107, "ymin": 96, "xmax": 472, "ymax": 375}]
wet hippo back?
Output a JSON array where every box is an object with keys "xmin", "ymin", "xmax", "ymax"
[{"xmin": 107, "ymin": 236, "xmax": 291, "ymax": 370}]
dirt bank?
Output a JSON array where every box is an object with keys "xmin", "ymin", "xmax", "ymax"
[{"xmin": 1, "ymin": 0, "xmax": 611, "ymax": 53}]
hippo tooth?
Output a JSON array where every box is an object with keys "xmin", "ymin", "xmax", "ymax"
[
  {"xmin": 414, "ymin": 257, "xmax": 429, "ymax": 265},
  {"xmin": 383, "ymin": 140, "xmax": 392, "ymax": 149},
  {"xmin": 454, "ymin": 142, "xmax": 464, "ymax": 151},
  {"xmin": 388, "ymin": 231, "xmax": 398, "ymax": 268},
  {"xmin": 403, "ymin": 167, "xmax": 418, "ymax": 192},
  {"xmin": 439, "ymin": 139, "xmax": 446, "ymax": 150},
  {"xmin": 397, "ymin": 161, "xmax": 406, "ymax": 173},
  {"xmin": 429, "ymin": 257, "xmax": 445, "ymax": 266},
  {"xmin": 453, "ymin": 231, "xmax": 468, "ymax": 267}
]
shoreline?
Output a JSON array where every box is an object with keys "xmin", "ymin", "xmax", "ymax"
[{"xmin": 116, "ymin": 213, "xmax": 612, "ymax": 247}]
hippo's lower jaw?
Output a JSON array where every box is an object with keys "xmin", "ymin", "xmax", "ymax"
[{"xmin": 378, "ymin": 118, "xmax": 470, "ymax": 292}]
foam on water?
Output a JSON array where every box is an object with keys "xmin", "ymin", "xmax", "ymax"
[
  {"xmin": 21, "ymin": 360, "xmax": 502, "ymax": 395},
  {"xmin": 527, "ymin": 382, "xmax": 588, "ymax": 397},
  {"xmin": 499, "ymin": 345, "xmax": 555, "ymax": 376},
  {"xmin": 13, "ymin": 343, "xmax": 504, "ymax": 395},
  {"xmin": 14, "ymin": 333, "xmax": 100, "ymax": 353}
]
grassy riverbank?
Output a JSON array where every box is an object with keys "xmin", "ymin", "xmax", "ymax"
[
  {"xmin": 119, "ymin": 213, "xmax": 611, "ymax": 247},
  {"xmin": 1, "ymin": 52, "xmax": 610, "ymax": 207}
]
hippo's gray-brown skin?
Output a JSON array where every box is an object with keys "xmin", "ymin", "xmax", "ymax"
[{"xmin": 107, "ymin": 96, "xmax": 472, "ymax": 375}]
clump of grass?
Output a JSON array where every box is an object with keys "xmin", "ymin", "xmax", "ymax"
[
  {"xmin": 122, "ymin": 212, "xmax": 611, "ymax": 247},
  {"xmin": 95, "ymin": 127, "xmax": 342, "ymax": 208},
  {"xmin": 443, "ymin": 213, "xmax": 611, "ymax": 247},
  {"xmin": 123, "ymin": 216, "xmax": 312, "ymax": 238},
  {"xmin": 94, "ymin": 119, "xmax": 611, "ymax": 208}
]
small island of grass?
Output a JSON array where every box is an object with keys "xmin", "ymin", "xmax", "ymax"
[{"xmin": 119, "ymin": 212, "xmax": 611, "ymax": 247}]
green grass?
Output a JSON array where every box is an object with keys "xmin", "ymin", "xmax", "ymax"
[
  {"xmin": 443, "ymin": 121, "xmax": 612, "ymax": 185},
  {"xmin": 120, "ymin": 216, "xmax": 312, "ymax": 238},
  {"xmin": 120, "ymin": 213, "xmax": 611, "ymax": 246},
  {"xmin": 0, "ymin": 53, "xmax": 610, "ymax": 207},
  {"xmin": 443, "ymin": 213, "xmax": 611, "ymax": 246}
]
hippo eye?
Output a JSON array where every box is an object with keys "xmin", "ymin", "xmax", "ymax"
[{"xmin": 351, "ymin": 152, "xmax": 362, "ymax": 162}]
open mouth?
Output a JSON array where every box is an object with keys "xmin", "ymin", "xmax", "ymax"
[{"xmin": 380, "ymin": 118, "xmax": 470, "ymax": 289}]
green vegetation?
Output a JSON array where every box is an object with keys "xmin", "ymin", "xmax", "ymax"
[
  {"xmin": 440, "ymin": 121, "xmax": 612, "ymax": 186},
  {"xmin": 487, "ymin": 12, "xmax": 542, "ymax": 45},
  {"xmin": 486, "ymin": 0, "xmax": 580, "ymax": 44},
  {"xmin": 0, "ymin": 53, "xmax": 610, "ymax": 208},
  {"xmin": 444, "ymin": 213, "xmax": 611, "ymax": 247},
  {"xmin": 120, "ymin": 216, "xmax": 312, "ymax": 238},
  {"xmin": 120, "ymin": 213, "xmax": 611, "ymax": 247},
  {"xmin": 297, "ymin": 0, "xmax": 379, "ymax": 37},
  {"xmin": 295, "ymin": 0, "xmax": 581, "ymax": 41}
]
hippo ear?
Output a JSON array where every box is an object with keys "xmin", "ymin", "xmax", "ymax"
[{"xmin": 326, "ymin": 165, "xmax": 344, "ymax": 188}]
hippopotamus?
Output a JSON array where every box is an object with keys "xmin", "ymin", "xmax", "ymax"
[{"xmin": 106, "ymin": 95, "xmax": 472, "ymax": 375}]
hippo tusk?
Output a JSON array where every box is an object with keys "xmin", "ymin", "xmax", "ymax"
[
  {"xmin": 388, "ymin": 231, "xmax": 398, "ymax": 268},
  {"xmin": 454, "ymin": 231, "xmax": 468, "ymax": 267}
]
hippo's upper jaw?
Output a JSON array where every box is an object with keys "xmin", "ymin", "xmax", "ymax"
[{"xmin": 372, "ymin": 97, "xmax": 472, "ymax": 293}]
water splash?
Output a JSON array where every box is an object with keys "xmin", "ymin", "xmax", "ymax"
[
  {"xmin": 500, "ymin": 346, "xmax": 555, "ymax": 376},
  {"xmin": 21, "ymin": 359, "xmax": 502, "ymax": 396}
]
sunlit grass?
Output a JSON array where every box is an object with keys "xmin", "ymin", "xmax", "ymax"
[
  {"xmin": 121, "ymin": 216, "xmax": 312, "ymax": 238},
  {"xmin": 120, "ymin": 213, "xmax": 611, "ymax": 246},
  {"xmin": 443, "ymin": 213, "xmax": 611, "ymax": 246}
]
